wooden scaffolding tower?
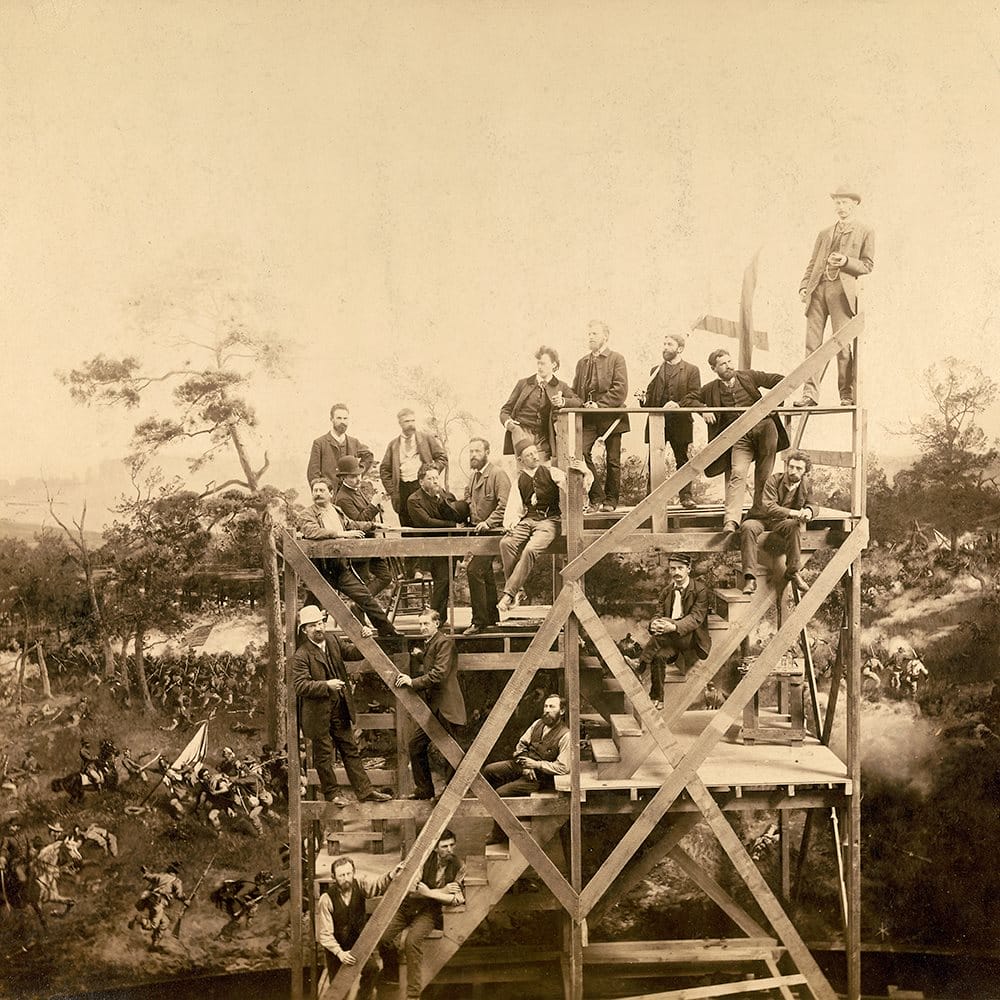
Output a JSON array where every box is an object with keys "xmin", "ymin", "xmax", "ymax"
[{"xmin": 280, "ymin": 314, "xmax": 867, "ymax": 1000}]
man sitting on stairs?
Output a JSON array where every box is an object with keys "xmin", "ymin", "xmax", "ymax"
[
  {"xmin": 482, "ymin": 694, "xmax": 570, "ymax": 846},
  {"xmin": 379, "ymin": 829, "xmax": 465, "ymax": 999},
  {"xmin": 638, "ymin": 554, "xmax": 712, "ymax": 710},
  {"xmin": 738, "ymin": 450, "xmax": 813, "ymax": 596}
]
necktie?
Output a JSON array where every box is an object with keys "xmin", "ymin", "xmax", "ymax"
[
  {"xmin": 586, "ymin": 355, "xmax": 598, "ymax": 399},
  {"xmin": 671, "ymin": 589, "xmax": 683, "ymax": 620}
]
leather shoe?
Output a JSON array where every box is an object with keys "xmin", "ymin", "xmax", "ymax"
[
  {"xmin": 840, "ymin": 398, "xmax": 855, "ymax": 407},
  {"xmin": 323, "ymin": 794, "xmax": 349, "ymax": 808},
  {"xmin": 722, "ymin": 521, "xmax": 739, "ymax": 534},
  {"xmin": 463, "ymin": 624, "xmax": 485, "ymax": 635},
  {"xmin": 362, "ymin": 790, "xmax": 392, "ymax": 802},
  {"xmin": 793, "ymin": 397, "xmax": 818, "ymax": 408},
  {"xmin": 680, "ymin": 496, "xmax": 698, "ymax": 509},
  {"xmin": 742, "ymin": 576, "xmax": 757, "ymax": 595},
  {"xmin": 599, "ymin": 503, "xmax": 617, "ymax": 512},
  {"xmin": 404, "ymin": 792, "xmax": 434, "ymax": 800},
  {"xmin": 786, "ymin": 570, "xmax": 809, "ymax": 593}
]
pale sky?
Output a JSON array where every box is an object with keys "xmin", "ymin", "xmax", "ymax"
[{"xmin": 3, "ymin": 1, "xmax": 1000, "ymax": 516}]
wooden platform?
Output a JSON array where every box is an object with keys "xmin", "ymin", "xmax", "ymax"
[{"xmin": 555, "ymin": 709, "xmax": 849, "ymax": 797}]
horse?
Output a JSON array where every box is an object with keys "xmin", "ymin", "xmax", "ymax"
[
  {"xmin": 34, "ymin": 836, "xmax": 82, "ymax": 914},
  {"xmin": 50, "ymin": 739, "xmax": 121, "ymax": 804}
]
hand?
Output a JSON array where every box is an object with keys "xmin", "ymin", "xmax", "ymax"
[
  {"xmin": 827, "ymin": 252, "xmax": 847, "ymax": 267},
  {"xmin": 664, "ymin": 400, "xmax": 679, "ymax": 409},
  {"xmin": 345, "ymin": 530, "xmax": 366, "ymax": 538},
  {"xmin": 505, "ymin": 419, "xmax": 519, "ymax": 430},
  {"xmin": 394, "ymin": 673, "xmax": 413, "ymax": 688},
  {"xmin": 360, "ymin": 626, "xmax": 375, "ymax": 639},
  {"xmin": 326, "ymin": 678, "xmax": 346, "ymax": 692},
  {"xmin": 635, "ymin": 391, "xmax": 646, "ymax": 405},
  {"xmin": 584, "ymin": 401, "xmax": 599, "ymax": 409},
  {"xmin": 799, "ymin": 289, "xmax": 808, "ymax": 303},
  {"xmin": 523, "ymin": 767, "xmax": 537, "ymax": 781},
  {"xmin": 568, "ymin": 459, "xmax": 589, "ymax": 475},
  {"xmin": 474, "ymin": 521, "xmax": 490, "ymax": 534},
  {"xmin": 552, "ymin": 392, "xmax": 564, "ymax": 408},
  {"xmin": 339, "ymin": 951, "xmax": 357, "ymax": 967},
  {"xmin": 519, "ymin": 757, "xmax": 539, "ymax": 769},
  {"xmin": 702, "ymin": 412, "xmax": 717, "ymax": 425},
  {"xmin": 391, "ymin": 861, "xmax": 407, "ymax": 878},
  {"xmin": 444, "ymin": 881, "xmax": 462, "ymax": 896}
]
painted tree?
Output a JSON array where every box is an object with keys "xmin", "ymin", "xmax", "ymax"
[
  {"xmin": 60, "ymin": 268, "xmax": 291, "ymax": 741},
  {"xmin": 901, "ymin": 357, "xmax": 1000, "ymax": 551},
  {"xmin": 101, "ymin": 466, "xmax": 213, "ymax": 713}
]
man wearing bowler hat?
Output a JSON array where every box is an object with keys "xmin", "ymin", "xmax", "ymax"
[
  {"xmin": 795, "ymin": 185, "xmax": 875, "ymax": 408},
  {"xmin": 335, "ymin": 455, "xmax": 393, "ymax": 599},
  {"xmin": 637, "ymin": 553, "xmax": 712, "ymax": 710}
]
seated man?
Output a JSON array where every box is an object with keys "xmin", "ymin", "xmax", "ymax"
[
  {"xmin": 482, "ymin": 694, "xmax": 569, "ymax": 844},
  {"xmin": 406, "ymin": 463, "xmax": 470, "ymax": 625},
  {"xmin": 317, "ymin": 854, "xmax": 405, "ymax": 1000},
  {"xmin": 380, "ymin": 829, "xmax": 464, "ymax": 1000},
  {"xmin": 299, "ymin": 476, "xmax": 399, "ymax": 637},
  {"xmin": 638, "ymin": 553, "xmax": 712, "ymax": 709},
  {"xmin": 738, "ymin": 450, "xmax": 813, "ymax": 595},
  {"xmin": 334, "ymin": 455, "xmax": 393, "ymax": 599},
  {"xmin": 498, "ymin": 440, "xmax": 584, "ymax": 614}
]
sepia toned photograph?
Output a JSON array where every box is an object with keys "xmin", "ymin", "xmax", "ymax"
[{"xmin": 2, "ymin": 2, "xmax": 999, "ymax": 998}]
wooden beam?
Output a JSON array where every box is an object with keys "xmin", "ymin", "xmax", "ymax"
[
  {"xmin": 669, "ymin": 845, "xmax": 769, "ymax": 939},
  {"xmin": 320, "ymin": 582, "xmax": 578, "ymax": 1000},
  {"xmin": 576, "ymin": 521, "xmax": 867, "ymax": 916},
  {"xmin": 846, "ymin": 564, "xmax": 863, "ymax": 1000},
  {"xmin": 615, "ymin": 975, "xmax": 807, "ymax": 999},
  {"xmin": 806, "ymin": 449, "xmax": 856, "ymax": 469},
  {"xmin": 560, "ymin": 312, "xmax": 865, "ymax": 581}
]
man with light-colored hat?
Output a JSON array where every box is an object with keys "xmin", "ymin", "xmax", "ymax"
[{"xmin": 795, "ymin": 185, "xmax": 874, "ymax": 408}]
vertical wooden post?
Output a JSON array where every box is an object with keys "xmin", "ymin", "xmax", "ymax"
[
  {"xmin": 648, "ymin": 413, "xmax": 668, "ymax": 532},
  {"xmin": 284, "ymin": 559, "xmax": 305, "ymax": 1000},
  {"xmin": 779, "ymin": 810, "xmax": 792, "ymax": 902}
]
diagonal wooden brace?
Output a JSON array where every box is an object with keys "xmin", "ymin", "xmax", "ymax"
[{"xmin": 560, "ymin": 312, "xmax": 865, "ymax": 581}]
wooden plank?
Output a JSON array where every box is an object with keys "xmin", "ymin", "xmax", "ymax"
[
  {"xmin": 669, "ymin": 845, "xmax": 769, "ymax": 939},
  {"xmin": 806, "ymin": 449, "xmax": 856, "ymax": 469},
  {"xmin": 847, "ymin": 562, "xmax": 863, "ymax": 1000},
  {"xmin": 648, "ymin": 413, "xmax": 668, "ymax": 533},
  {"xmin": 615, "ymin": 975, "xmax": 807, "ymax": 999},
  {"xmin": 559, "ymin": 312, "xmax": 865, "ymax": 581},
  {"xmin": 763, "ymin": 953, "xmax": 797, "ymax": 1000},
  {"xmin": 577, "ymin": 521, "xmax": 867, "ymax": 918},
  {"xmin": 315, "ymin": 578, "xmax": 578, "ymax": 1000},
  {"xmin": 282, "ymin": 560, "xmax": 304, "ymax": 1000},
  {"xmin": 582, "ymin": 938, "xmax": 780, "ymax": 963}
]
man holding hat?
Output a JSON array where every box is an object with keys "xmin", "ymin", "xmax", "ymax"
[
  {"xmin": 638, "ymin": 553, "xmax": 712, "ymax": 710},
  {"xmin": 335, "ymin": 455, "xmax": 393, "ymax": 599},
  {"xmin": 291, "ymin": 605, "xmax": 393, "ymax": 805},
  {"xmin": 795, "ymin": 186, "xmax": 875, "ymax": 408}
]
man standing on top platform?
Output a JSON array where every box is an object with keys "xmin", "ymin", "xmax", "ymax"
[
  {"xmin": 572, "ymin": 321, "xmax": 629, "ymax": 512},
  {"xmin": 638, "ymin": 331, "xmax": 701, "ymax": 509},
  {"xmin": 638, "ymin": 554, "xmax": 711, "ymax": 710},
  {"xmin": 463, "ymin": 438, "xmax": 510, "ymax": 635},
  {"xmin": 379, "ymin": 409, "xmax": 448, "ymax": 528},
  {"xmin": 738, "ymin": 450, "xmax": 813, "ymax": 595},
  {"xmin": 684, "ymin": 349, "xmax": 790, "ymax": 534},
  {"xmin": 795, "ymin": 185, "xmax": 874, "ymax": 408},
  {"xmin": 482, "ymin": 693, "xmax": 570, "ymax": 844},
  {"xmin": 307, "ymin": 403, "xmax": 374, "ymax": 486}
]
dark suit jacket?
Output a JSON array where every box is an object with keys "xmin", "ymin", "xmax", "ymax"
[
  {"xmin": 571, "ymin": 349, "xmax": 630, "ymax": 434},
  {"xmin": 748, "ymin": 472, "xmax": 813, "ymax": 525},
  {"xmin": 334, "ymin": 482, "xmax": 382, "ymax": 522},
  {"xmin": 799, "ymin": 220, "xmax": 875, "ymax": 314},
  {"xmin": 379, "ymin": 432, "xmax": 448, "ymax": 512},
  {"xmin": 684, "ymin": 371, "xmax": 790, "ymax": 478},
  {"xmin": 651, "ymin": 577, "xmax": 712, "ymax": 669},
  {"xmin": 291, "ymin": 636, "xmax": 364, "ymax": 738},
  {"xmin": 298, "ymin": 503, "xmax": 373, "ymax": 570},
  {"xmin": 407, "ymin": 487, "xmax": 470, "ymax": 529},
  {"xmin": 499, "ymin": 375, "xmax": 582, "ymax": 455},
  {"xmin": 411, "ymin": 629, "xmax": 466, "ymax": 725},
  {"xmin": 642, "ymin": 359, "xmax": 701, "ymax": 445},
  {"xmin": 307, "ymin": 433, "xmax": 374, "ymax": 487}
]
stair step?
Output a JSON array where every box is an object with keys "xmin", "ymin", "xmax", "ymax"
[
  {"xmin": 485, "ymin": 842, "xmax": 511, "ymax": 862},
  {"xmin": 464, "ymin": 854, "xmax": 488, "ymax": 886},
  {"xmin": 590, "ymin": 738, "xmax": 620, "ymax": 764},
  {"xmin": 610, "ymin": 714, "xmax": 643, "ymax": 739},
  {"xmin": 714, "ymin": 587, "xmax": 753, "ymax": 605},
  {"xmin": 708, "ymin": 613, "xmax": 729, "ymax": 631}
]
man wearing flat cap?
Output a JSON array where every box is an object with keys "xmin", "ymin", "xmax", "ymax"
[
  {"xmin": 795, "ymin": 186, "xmax": 875, "ymax": 408},
  {"xmin": 638, "ymin": 553, "xmax": 712, "ymax": 709}
]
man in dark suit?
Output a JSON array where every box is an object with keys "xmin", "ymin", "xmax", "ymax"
[
  {"xmin": 637, "ymin": 554, "xmax": 712, "ymax": 709},
  {"xmin": 739, "ymin": 451, "xmax": 813, "ymax": 595},
  {"xmin": 684, "ymin": 349, "xmax": 790, "ymax": 533},
  {"xmin": 379, "ymin": 409, "xmax": 448, "ymax": 526},
  {"xmin": 638, "ymin": 332, "xmax": 701, "ymax": 508},
  {"xmin": 499, "ymin": 345, "xmax": 582, "ymax": 459},
  {"xmin": 795, "ymin": 185, "xmax": 874, "ymax": 407},
  {"xmin": 406, "ymin": 463, "xmax": 470, "ymax": 625},
  {"xmin": 290, "ymin": 605, "xmax": 392, "ymax": 805},
  {"xmin": 395, "ymin": 610, "xmax": 467, "ymax": 800},
  {"xmin": 334, "ymin": 455, "xmax": 393, "ymax": 599},
  {"xmin": 307, "ymin": 403, "xmax": 374, "ymax": 487},
  {"xmin": 571, "ymin": 321, "xmax": 629, "ymax": 512}
]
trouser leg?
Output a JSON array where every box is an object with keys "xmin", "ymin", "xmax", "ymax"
[
  {"xmin": 667, "ymin": 436, "xmax": 694, "ymax": 499},
  {"xmin": 311, "ymin": 732, "xmax": 338, "ymax": 799},
  {"xmin": 604, "ymin": 433, "xmax": 622, "ymax": 505},
  {"xmin": 764, "ymin": 519, "xmax": 804, "ymax": 574},
  {"xmin": 802, "ymin": 290, "xmax": 831, "ymax": 403},
  {"xmin": 483, "ymin": 760, "xmax": 532, "ymax": 841},
  {"xmin": 332, "ymin": 719, "xmax": 374, "ymax": 800},
  {"xmin": 503, "ymin": 519, "xmax": 558, "ymax": 597},
  {"xmin": 334, "ymin": 566, "xmax": 398, "ymax": 636},
  {"xmin": 426, "ymin": 557, "xmax": 450, "ymax": 622},
  {"xmin": 827, "ymin": 281, "xmax": 856, "ymax": 400},
  {"xmin": 750, "ymin": 422, "xmax": 778, "ymax": 511},
  {"xmin": 739, "ymin": 519, "xmax": 766, "ymax": 580},
  {"xmin": 404, "ymin": 911, "xmax": 437, "ymax": 997},
  {"xmin": 582, "ymin": 424, "xmax": 604, "ymax": 505},
  {"xmin": 408, "ymin": 726, "xmax": 434, "ymax": 798},
  {"xmin": 499, "ymin": 521, "xmax": 531, "ymax": 590},
  {"xmin": 725, "ymin": 438, "xmax": 754, "ymax": 525},
  {"xmin": 467, "ymin": 554, "xmax": 499, "ymax": 626}
]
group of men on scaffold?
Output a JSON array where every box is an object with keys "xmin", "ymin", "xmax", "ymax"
[{"xmin": 294, "ymin": 188, "xmax": 872, "ymax": 997}]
